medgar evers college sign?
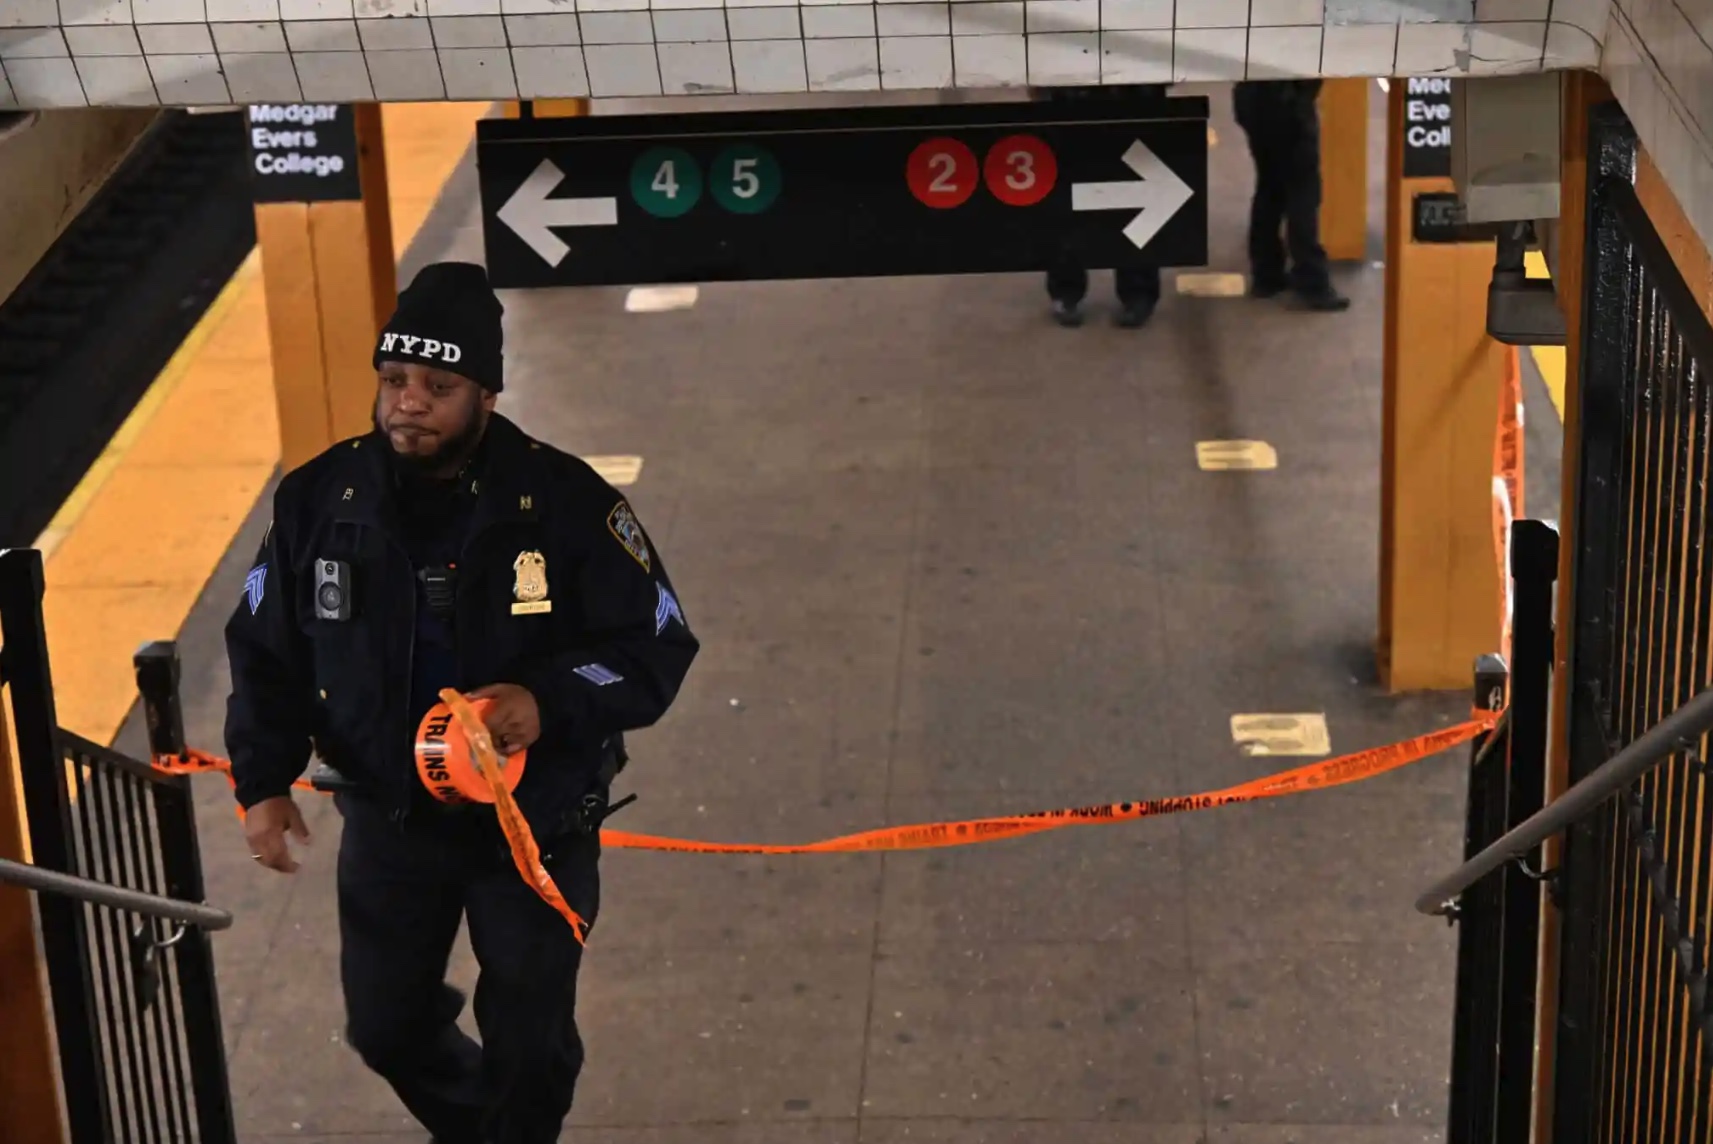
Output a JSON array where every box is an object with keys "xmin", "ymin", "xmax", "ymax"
[{"xmin": 244, "ymin": 103, "xmax": 363, "ymax": 204}]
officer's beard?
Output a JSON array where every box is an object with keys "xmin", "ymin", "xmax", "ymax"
[{"xmin": 375, "ymin": 396, "xmax": 489, "ymax": 483}]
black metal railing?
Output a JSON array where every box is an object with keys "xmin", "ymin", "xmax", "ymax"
[
  {"xmin": 1442, "ymin": 519, "xmax": 1558, "ymax": 1144},
  {"xmin": 1551, "ymin": 105, "xmax": 1713, "ymax": 1144},
  {"xmin": 0, "ymin": 547, "xmax": 236, "ymax": 1144},
  {"xmin": 1421, "ymin": 101, "xmax": 1713, "ymax": 1144}
]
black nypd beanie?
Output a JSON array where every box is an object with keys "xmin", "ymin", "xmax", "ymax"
[{"xmin": 373, "ymin": 261, "xmax": 505, "ymax": 393}]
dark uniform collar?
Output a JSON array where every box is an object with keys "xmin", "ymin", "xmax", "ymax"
[{"xmin": 331, "ymin": 413, "xmax": 544, "ymax": 541}]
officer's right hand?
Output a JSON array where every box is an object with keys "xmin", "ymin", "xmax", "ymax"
[{"xmin": 244, "ymin": 795, "xmax": 310, "ymax": 874}]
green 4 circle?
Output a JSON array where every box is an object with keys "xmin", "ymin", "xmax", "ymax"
[
  {"xmin": 630, "ymin": 147, "xmax": 702, "ymax": 218},
  {"xmin": 710, "ymin": 144, "xmax": 781, "ymax": 214}
]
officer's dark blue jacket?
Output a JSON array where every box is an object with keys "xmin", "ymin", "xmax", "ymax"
[{"xmin": 221, "ymin": 413, "xmax": 698, "ymax": 837}]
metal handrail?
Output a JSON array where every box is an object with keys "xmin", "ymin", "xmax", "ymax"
[
  {"xmin": 0, "ymin": 856, "xmax": 232, "ymax": 931},
  {"xmin": 1415, "ymin": 684, "xmax": 1713, "ymax": 916}
]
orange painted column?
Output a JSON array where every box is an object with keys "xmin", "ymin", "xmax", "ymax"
[
  {"xmin": 1319, "ymin": 78, "xmax": 1371, "ymax": 262},
  {"xmin": 0, "ymin": 691, "xmax": 67, "ymax": 1144},
  {"xmin": 1376, "ymin": 79, "xmax": 1511, "ymax": 692},
  {"xmin": 502, "ymin": 99, "xmax": 589, "ymax": 119},
  {"xmin": 252, "ymin": 102, "xmax": 397, "ymax": 473}
]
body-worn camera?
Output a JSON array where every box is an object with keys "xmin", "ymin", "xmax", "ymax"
[{"xmin": 315, "ymin": 559, "xmax": 353, "ymax": 621}]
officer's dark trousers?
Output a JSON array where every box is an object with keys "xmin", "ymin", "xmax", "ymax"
[
  {"xmin": 1045, "ymin": 261, "xmax": 1161, "ymax": 308},
  {"xmin": 1233, "ymin": 80, "xmax": 1331, "ymax": 293},
  {"xmin": 335, "ymin": 794, "xmax": 600, "ymax": 1144}
]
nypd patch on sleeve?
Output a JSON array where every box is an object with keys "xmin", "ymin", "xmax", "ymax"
[{"xmin": 607, "ymin": 501, "xmax": 653, "ymax": 573}]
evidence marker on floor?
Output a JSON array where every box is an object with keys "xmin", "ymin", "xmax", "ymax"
[
  {"xmin": 1175, "ymin": 272, "xmax": 1248, "ymax": 298},
  {"xmin": 1196, "ymin": 440, "xmax": 1278, "ymax": 471},
  {"xmin": 587, "ymin": 455, "xmax": 644, "ymax": 486},
  {"xmin": 1230, "ymin": 713, "xmax": 1331, "ymax": 757},
  {"xmin": 625, "ymin": 286, "xmax": 699, "ymax": 313}
]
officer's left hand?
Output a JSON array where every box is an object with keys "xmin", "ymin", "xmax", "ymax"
[{"xmin": 468, "ymin": 682, "xmax": 541, "ymax": 758}]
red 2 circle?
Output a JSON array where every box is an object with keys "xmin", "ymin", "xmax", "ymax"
[{"xmin": 907, "ymin": 137, "xmax": 978, "ymax": 208}]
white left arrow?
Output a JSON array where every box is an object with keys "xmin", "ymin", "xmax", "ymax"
[
  {"xmin": 496, "ymin": 158, "xmax": 618, "ymax": 267},
  {"xmin": 1070, "ymin": 139, "xmax": 1193, "ymax": 250}
]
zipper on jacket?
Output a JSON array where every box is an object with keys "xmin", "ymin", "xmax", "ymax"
[
  {"xmin": 399, "ymin": 542, "xmax": 417, "ymax": 826},
  {"xmin": 368, "ymin": 527, "xmax": 417, "ymax": 828}
]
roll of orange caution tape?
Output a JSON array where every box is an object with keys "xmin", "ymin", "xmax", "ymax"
[
  {"xmin": 414, "ymin": 696, "xmax": 528, "ymax": 806},
  {"xmin": 436, "ymin": 689, "xmax": 590, "ymax": 943}
]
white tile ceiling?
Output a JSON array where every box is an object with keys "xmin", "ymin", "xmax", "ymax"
[
  {"xmin": 1, "ymin": 0, "xmax": 1604, "ymax": 107},
  {"xmin": 2, "ymin": 0, "xmax": 1711, "ymax": 286}
]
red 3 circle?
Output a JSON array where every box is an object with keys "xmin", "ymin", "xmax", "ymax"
[
  {"xmin": 982, "ymin": 134, "xmax": 1057, "ymax": 206},
  {"xmin": 906, "ymin": 137, "xmax": 978, "ymax": 208}
]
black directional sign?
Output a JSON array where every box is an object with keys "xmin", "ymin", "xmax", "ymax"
[{"xmin": 475, "ymin": 98, "xmax": 1208, "ymax": 289}]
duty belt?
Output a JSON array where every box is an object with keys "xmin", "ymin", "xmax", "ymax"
[{"xmin": 310, "ymin": 733, "xmax": 634, "ymax": 837}]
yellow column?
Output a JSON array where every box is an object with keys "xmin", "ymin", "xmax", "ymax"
[
  {"xmin": 1376, "ymin": 81, "xmax": 1511, "ymax": 692},
  {"xmin": 0, "ymin": 698, "xmax": 66, "ymax": 1144},
  {"xmin": 1319, "ymin": 78, "xmax": 1371, "ymax": 262},
  {"xmin": 255, "ymin": 103, "xmax": 397, "ymax": 473},
  {"xmin": 502, "ymin": 99, "xmax": 589, "ymax": 118}
]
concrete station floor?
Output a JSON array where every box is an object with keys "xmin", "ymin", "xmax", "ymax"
[{"xmin": 107, "ymin": 85, "xmax": 1566, "ymax": 1143}]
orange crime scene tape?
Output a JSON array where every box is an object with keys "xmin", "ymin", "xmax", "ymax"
[
  {"xmin": 152, "ymin": 348, "xmax": 1526, "ymax": 938},
  {"xmin": 1492, "ymin": 349, "xmax": 1524, "ymax": 668},
  {"xmin": 156, "ymin": 699, "xmax": 1500, "ymax": 944}
]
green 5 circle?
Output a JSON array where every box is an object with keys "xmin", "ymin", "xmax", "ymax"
[
  {"xmin": 630, "ymin": 147, "xmax": 702, "ymax": 218},
  {"xmin": 710, "ymin": 144, "xmax": 781, "ymax": 214}
]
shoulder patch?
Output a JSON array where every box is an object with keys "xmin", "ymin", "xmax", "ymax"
[
  {"xmin": 244, "ymin": 564, "xmax": 267, "ymax": 615},
  {"xmin": 655, "ymin": 582, "xmax": 685, "ymax": 635},
  {"xmin": 606, "ymin": 500, "xmax": 652, "ymax": 573}
]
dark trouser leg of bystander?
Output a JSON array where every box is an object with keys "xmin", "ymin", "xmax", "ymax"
[
  {"xmin": 1282, "ymin": 86, "xmax": 1349, "ymax": 311},
  {"xmin": 1113, "ymin": 264, "xmax": 1161, "ymax": 328},
  {"xmin": 1045, "ymin": 257, "xmax": 1089, "ymax": 327},
  {"xmin": 1235, "ymin": 83, "xmax": 1289, "ymax": 297}
]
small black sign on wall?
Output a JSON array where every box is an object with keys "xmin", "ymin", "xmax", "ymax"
[
  {"xmin": 1401, "ymin": 76, "xmax": 1453, "ymax": 179},
  {"xmin": 1411, "ymin": 191, "xmax": 1503, "ymax": 245},
  {"xmin": 245, "ymin": 104, "xmax": 363, "ymax": 203}
]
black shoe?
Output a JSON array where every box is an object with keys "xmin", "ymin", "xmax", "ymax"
[
  {"xmin": 1115, "ymin": 298, "xmax": 1156, "ymax": 328},
  {"xmin": 1295, "ymin": 285, "xmax": 1351, "ymax": 312},
  {"xmin": 1249, "ymin": 276, "xmax": 1288, "ymax": 299},
  {"xmin": 1051, "ymin": 298, "xmax": 1084, "ymax": 328}
]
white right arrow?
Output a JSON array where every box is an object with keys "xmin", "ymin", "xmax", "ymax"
[
  {"xmin": 496, "ymin": 158, "xmax": 618, "ymax": 267},
  {"xmin": 1070, "ymin": 139, "xmax": 1193, "ymax": 250}
]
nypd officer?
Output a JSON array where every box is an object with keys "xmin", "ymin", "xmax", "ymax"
[{"xmin": 222, "ymin": 261, "xmax": 699, "ymax": 1144}]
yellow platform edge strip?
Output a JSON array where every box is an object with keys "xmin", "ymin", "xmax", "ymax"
[
  {"xmin": 32, "ymin": 251, "xmax": 262, "ymax": 562},
  {"xmin": 1523, "ymin": 250, "xmax": 1567, "ymax": 422},
  {"xmin": 32, "ymin": 102, "xmax": 494, "ymax": 747}
]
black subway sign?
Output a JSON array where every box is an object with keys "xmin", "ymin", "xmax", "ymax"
[
  {"xmin": 476, "ymin": 98, "xmax": 1209, "ymax": 289},
  {"xmin": 246, "ymin": 103, "xmax": 363, "ymax": 203},
  {"xmin": 1402, "ymin": 76, "xmax": 1453, "ymax": 179}
]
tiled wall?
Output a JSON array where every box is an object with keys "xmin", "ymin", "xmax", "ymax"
[
  {"xmin": 0, "ymin": 0, "xmax": 1709, "ymax": 295},
  {"xmin": 1600, "ymin": 0, "xmax": 1713, "ymax": 278},
  {"xmin": 0, "ymin": 0, "xmax": 1603, "ymax": 108}
]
